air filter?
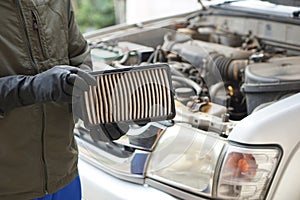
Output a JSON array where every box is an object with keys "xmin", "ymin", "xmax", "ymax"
[{"xmin": 83, "ymin": 64, "xmax": 175, "ymax": 125}]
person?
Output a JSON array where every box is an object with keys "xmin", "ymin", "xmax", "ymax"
[{"xmin": 0, "ymin": 1, "xmax": 96, "ymax": 199}]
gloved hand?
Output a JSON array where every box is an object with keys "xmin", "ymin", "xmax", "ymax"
[
  {"xmin": 21, "ymin": 65, "xmax": 96, "ymax": 103},
  {"xmin": 0, "ymin": 66, "xmax": 96, "ymax": 114}
]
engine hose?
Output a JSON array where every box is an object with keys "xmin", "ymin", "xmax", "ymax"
[
  {"xmin": 171, "ymin": 76, "xmax": 202, "ymax": 96},
  {"xmin": 208, "ymin": 53, "xmax": 247, "ymax": 81}
]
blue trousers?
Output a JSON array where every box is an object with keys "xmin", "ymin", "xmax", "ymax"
[{"xmin": 32, "ymin": 176, "xmax": 81, "ymax": 200}]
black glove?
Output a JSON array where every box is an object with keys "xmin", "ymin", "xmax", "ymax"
[{"xmin": 0, "ymin": 66, "xmax": 96, "ymax": 114}]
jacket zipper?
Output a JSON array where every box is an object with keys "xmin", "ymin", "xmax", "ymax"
[
  {"xmin": 41, "ymin": 104, "xmax": 48, "ymax": 195},
  {"xmin": 15, "ymin": 0, "xmax": 38, "ymax": 73},
  {"xmin": 32, "ymin": 11, "xmax": 47, "ymax": 59},
  {"xmin": 15, "ymin": 0, "xmax": 48, "ymax": 195}
]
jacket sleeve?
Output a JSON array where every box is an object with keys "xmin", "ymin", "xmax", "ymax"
[
  {"xmin": 0, "ymin": 75, "xmax": 28, "ymax": 116},
  {"xmin": 0, "ymin": 66, "xmax": 96, "ymax": 117},
  {"xmin": 67, "ymin": 0, "xmax": 93, "ymax": 71}
]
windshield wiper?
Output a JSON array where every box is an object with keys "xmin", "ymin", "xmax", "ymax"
[{"xmin": 293, "ymin": 10, "xmax": 300, "ymax": 18}]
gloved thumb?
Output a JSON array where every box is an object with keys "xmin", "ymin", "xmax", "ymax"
[{"xmin": 65, "ymin": 66, "xmax": 96, "ymax": 90}]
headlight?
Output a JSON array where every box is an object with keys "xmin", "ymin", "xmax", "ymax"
[
  {"xmin": 217, "ymin": 145, "xmax": 281, "ymax": 200},
  {"xmin": 146, "ymin": 123, "xmax": 225, "ymax": 198},
  {"xmin": 146, "ymin": 123, "xmax": 281, "ymax": 199}
]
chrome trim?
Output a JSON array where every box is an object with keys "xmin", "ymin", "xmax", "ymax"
[{"xmin": 76, "ymin": 137, "xmax": 150, "ymax": 184}]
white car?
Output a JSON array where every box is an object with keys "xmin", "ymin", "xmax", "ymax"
[{"xmin": 75, "ymin": 1, "xmax": 300, "ymax": 199}]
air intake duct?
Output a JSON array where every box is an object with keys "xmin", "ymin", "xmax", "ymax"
[{"xmin": 208, "ymin": 53, "xmax": 248, "ymax": 83}]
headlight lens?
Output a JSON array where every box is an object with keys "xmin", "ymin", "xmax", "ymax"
[
  {"xmin": 217, "ymin": 145, "xmax": 281, "ymax": 199},
  {"xmin": 146, "ymin": 123, "xmax": 225, "ymax": 197},
  {"xmin": 146, "ymin": 124, "xmax": 281, "ymax": 199}
]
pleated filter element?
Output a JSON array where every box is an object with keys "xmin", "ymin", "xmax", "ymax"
[{"xmin": 83, "ymin": 64, "xmax": 175, "ymax": 125}]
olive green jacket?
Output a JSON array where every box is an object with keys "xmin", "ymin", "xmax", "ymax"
[{"xmin": 0, "ymin": 0, "xmax": 92, "ymax": 199}]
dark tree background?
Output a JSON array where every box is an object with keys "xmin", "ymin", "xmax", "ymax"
[{"xmin": 72, "ymin": 0, "xmax": 116, "ymax": 33}]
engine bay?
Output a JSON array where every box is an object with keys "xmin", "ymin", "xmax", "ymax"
[{"xmin": 88, "ymin": 6, "xmax": 300, "ymax": 127}]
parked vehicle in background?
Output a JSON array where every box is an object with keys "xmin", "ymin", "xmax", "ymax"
[{"xmin": 75, "ymin": 0, "xmax": 300, "ymax": 199}]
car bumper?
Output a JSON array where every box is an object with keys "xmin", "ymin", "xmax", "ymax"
[{"xmin": 78, "ymin": 157, "xmax": 178, "ymax": 200}]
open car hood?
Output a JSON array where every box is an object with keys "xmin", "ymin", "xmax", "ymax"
[{"xmin": 206, "ymin": 0, "xmax": 300, "ymax": 17}]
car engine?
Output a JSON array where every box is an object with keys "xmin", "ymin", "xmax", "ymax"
[{"xmin": 88, "ymin": 4, "xmax": 300, "ymax": 126}]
